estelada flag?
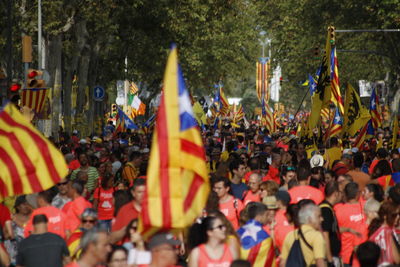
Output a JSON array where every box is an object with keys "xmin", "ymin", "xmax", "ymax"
[
  {"xmin": 21, "ymin": 88, "xmax": 49, "ymax": 113},
  {"xmin": 139, "ymin": 45, "xmax": 209, "ymax": 238},
  {"xmin": 0, "ymin": 103, "xmax": 68, "ymax": 199}
]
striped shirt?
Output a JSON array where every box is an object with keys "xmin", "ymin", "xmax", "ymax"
[{"xmin": 71, "ymin": 166, "xmax": 99, "ymax": 194}]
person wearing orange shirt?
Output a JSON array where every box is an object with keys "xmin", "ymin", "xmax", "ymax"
[
  {"xmin": 243, "ymin": 173, "xmax": 262, "ymax": 206},
  {"xmin": 369, "ymin": 148, "xmax": 389, "ymax": 174},
  {"xmin": 288, "ymin": 167, "xmax": 324, "ymax": 204},
  {"xmin": 24, "ymin": 190, "xmax": 68, "ymax": 239},
  {"xmin": 273, "ymin": 190, "xmax": 294, "ymax": 253},
  {"xmin": 65, "ymin": 180, "xmax": 93, "ymax": 233},
  {"xmin": 334, "ymin": 182, "xmax": 367, "ymax": 266},
  {"xmin": 212, "ymin": 177, "xmax": 244, "ymax": 230},
  {"xmin": 110, "ymin": 178, "xmax": 146, "ymax": 244},
  {"xmin": 347, "ymin": 152, "xmax": 371, "ymax": 192},
  {"xmin": 263, "ymin": 153, "xmax": 281, "ymax": 184}
]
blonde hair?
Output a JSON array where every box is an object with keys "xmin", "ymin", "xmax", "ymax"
[{"xmin": 260, "ymin": 180, "xmax": 279, "ymax": 196}]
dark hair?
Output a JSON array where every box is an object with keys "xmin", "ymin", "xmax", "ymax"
[
  {"xmin": 286, "ymin": 204, "xmax": 300, "ymax": 227},
  {"xmin": 392, "ymin": 158, "xmax": 400, "ymax": 172},
  {"xmin": 107, "ymin": 245, "xmax": 128, "ymax": 263},
  {"xmin": 38, "ymin": 190, "xmax": 53, "ymax": 204},
  {"xmin": 230, "ymin": 259, "xmax": 251, "ymax": 267},
  {"xmin": 324, "ymin": 181, "xmax": 339, "ymax": 198},
  {"xmin": 187, "ymin": 216, "xmax": 218, "ymax": 250},
  {"xmin": 113, "ymin": 190, "xmax": 132, "ymax": 216},
  {"xmin": 130, "ymin": 178, "xmax": 146, "ymax": 191},
  {"xmin": 388, "ymin": 183, "xmax": 400, "ymax": 205},
  {"xmin": 248, "ymin": 157, "xmax": 260, "ymax": 171},
  {"xmin": 372, "ymin": 160, "xmax": 392, "ymax": 179},
  {"xmin": 247, "ymin": 202, "xmax": 268, "ymax": 220},
  {"xmin": 344, "ymin": 182, "xmax": 359, "ymax": 200},
  {"xmin": 211, "ymin": 176, "xmax": 230, "ymax": 188},
  {"xmin": 129, "ymin": 151, "xmax": 142, "ymax": 161},
  {"xmin": 356, "ymin": 241, "xmax": 381, "ymax": 267},
  {"xmin": 352, "ymin": 152, "xmax": 364, "ymax": 168},
  {"xmin": 229, "ymin": 159, "xmax": 245, "ymax": 174},
  {"xmin": 366, "ymin": 183, "xmax": 384, "ymax": 202},
  {"xmin": 33, "ymin": 214, "xmax": 48, "ymax": 225},
  {"xmin": 71, "ymin": 179, "xmax": 85, "ymax": 195},
  {"xmin": 288, "ymin": 179, "xmax": 299, "ymax": 189},
  {"xmin": 377, "ymin": 148, "xmax": 388, "ymax": 159},
  {"xmin": 204, "ymin": 190, "xmax": 220, "ymax": 214},
  {"xmin": 297, "ymin": 167, "xmax": 311, "ymax": 182},
  {"xmin": 124, "ymin": 219, "xmax": 138, "ymax": 239},
  {"xmin": 101, "ymin": 172, "xmax": 113, "ymax": 189},
  {"xmin": 297, "ymin": 159, "xmax": 311, "ymax": 171},
  {"xmin": 368, "ymin": 201, "xmax": 399, "ymax": 237}
]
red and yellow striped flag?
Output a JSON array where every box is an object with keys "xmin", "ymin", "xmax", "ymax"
[
  {"xmin": 0, "ymin": 103, "xmax": 68, "ymax": 199},
  {"xmin": 21, "ymin": 88, "xmax": 49, "ymax": 113},
  {"xmin": 139, "ymin": 46, "xmax": 209, "ymax": 238},
  {"xmin": 256, "ymin": 59, "xmax": 269, "ymax": 103}
]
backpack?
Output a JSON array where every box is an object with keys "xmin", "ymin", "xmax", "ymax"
[{"xmin": 285, "ymin": 228, "xmax": 313, "ymax": 267}]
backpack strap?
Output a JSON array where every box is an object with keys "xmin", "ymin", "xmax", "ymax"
[
  {"xmin": 298, "ymin": 227, "xmax": 313, "ymax": 250},
  {"xmin": 319, "ymin": 203, "xmax": 332, "ymax": 210}
]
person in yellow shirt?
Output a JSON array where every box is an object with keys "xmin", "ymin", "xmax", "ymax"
[
  {"xmin": 280, "ymin": 203, "xmax": 326, "ymax": 267},
  {"xmin": 325, "ymin": 137, "xmax": 342, "ymax": 169}
]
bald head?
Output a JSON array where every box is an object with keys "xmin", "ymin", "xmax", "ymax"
[{"xmin": 248, "ymin": 172, "xmax": 261, "ymax": 193}]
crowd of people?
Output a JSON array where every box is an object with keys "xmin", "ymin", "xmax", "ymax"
[{"xmin": 0, "ymin": 121, "xmax": 399, "ymax": 267}]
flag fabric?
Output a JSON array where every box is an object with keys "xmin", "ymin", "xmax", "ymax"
[
  {"xmin": 309, "ymin": 27, "xmax": 334, "ymax": 130},
  {"xmin": 330, "ymin": 46, "xmax": 344, "ymax": 114},
  {"xmin": 118, "ymin": 107, "xmax": 139, "ymax": 130},
  {"xmin": 308, "ymin": 74, "xmax": 317, "ymax": 96},
  {"xmin": 218, "ymin": 84, "xmax": 230, "ymax": 116},
  {"xmin": 256, "ymin": 58, "xmax": 269, "ymax": 103},
  {"xmin": 138, "ymin": 46, "xmax": 209, "ymax": 238},
  {"xmin": 0, "ymin": 103, "xmax": 68, "ymax": 199},
  {"xmin": 238, "ymin": 220, "xmax": 276, "ymax": 266},
  {"xmin": 130, "ymin": 81, "xmax": 139, "ymax": 95},
  {"xmin": 325, "ymin": 107, "xmax": 342, "ymax": 140},
  {"xmin": 21, "ymin": 88, "xmax": 49, "ymax": 113},
  {"xmin": 234, "ymin": 104, "xmax": 244, "ymax": 123},
  {"xmin": 343, "ymin": 84, "xmax": 371, "ymax": 136},
  {"xmin": 320, "ymin": 107, "xmax": 330, "ymax": 123},
  {"xmin": 370, "ymin": 87, "xmax": 382, "ymax": 130},
  {"xmin": 354, "ymin": 120, "xmax": 373, "ymax": 150},
  {"xmin": 131, "ymin": 95, "xmax": 146, "ymax": 117},
  {"xmin": 392, "ymin": 114, "xmax": 399, "ymax": 149}
]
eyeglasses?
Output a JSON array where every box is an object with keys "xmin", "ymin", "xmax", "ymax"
[
  {"xmin": 82, "ymin": 219, "xmax": 96, "ymax": 224},
  {"xmin": 212, "ymin": 224, "xmax": 226, "ymax": 231},
  {"xmin": 57, "ymin": 181, "xmax": 69, "ymax": 186},
  {"xmin": 131, "ymin": 226, "xmax": 137, "ymax": 231}
]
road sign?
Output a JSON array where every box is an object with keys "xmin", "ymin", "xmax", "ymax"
[{"xmin": 93, "ymin": 86, "xmax": 105, "ymax": 101}]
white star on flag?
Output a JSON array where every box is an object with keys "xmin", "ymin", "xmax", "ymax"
[{"xmin": 241, "ymin": 220, "xmax": 262, "ymax": 242}]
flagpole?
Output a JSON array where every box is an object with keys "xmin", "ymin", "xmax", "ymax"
[{"xmin": 293, "ymin": 86, "xmax": 309, "ymax": 122}]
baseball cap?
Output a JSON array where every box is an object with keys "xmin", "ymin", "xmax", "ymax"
[{"xmin": 148, "ymin": 232, "xmax": 181, "ymax": 250}]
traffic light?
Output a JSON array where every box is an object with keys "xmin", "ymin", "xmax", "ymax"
[
  {"xmin": 27, "ymin": 69, "xmax": 45, "ymax": 88},
  {"xmin": 9, "ymin": 81, "xmax": 21, "ymax": 92},
  {"xmin": 280, "ymin": 76, "xmax": 283, "ymax": 86},
  {"xmin": 111, "ymin": 104, "xmax": 117, "ymax": 117},
  {"xmin": 328, "ymin": 26, "xmax": 335, "ymax": 44}
]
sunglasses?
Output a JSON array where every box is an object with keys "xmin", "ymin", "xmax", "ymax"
[
  {"xmin": 287, "ymin": 166, "xmax": 296, "ymax": 171},
  {"xmin": 57, "ymin": 181, "xmax": 69, "ymax": 186},
  {"xmin": 212, "ymin": 224, "xmax": 226, "ymax": 231},
  {"xmin": 82, "ymin": 219, "xmax": 96, "ymax": 224},
  {"xmin": 131, "ymin": 226, "xmax": 137, "ymax": 231}
]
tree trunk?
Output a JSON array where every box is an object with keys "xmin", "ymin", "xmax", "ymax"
[{"xmin": 51, "ymin": 35, "xmax": 62, "ymax": 140}]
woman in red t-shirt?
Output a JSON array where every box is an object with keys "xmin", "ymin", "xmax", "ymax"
[
  {"xmin": 93, "ymin": 172, "xmax": 115, "ymax": 231},
  {"xmin": 187, "ymin": 216, "xmax": 238, "ymax": 267},
  {"xmin": 368, "ymin": 201, "xmax": 400, "ymax": 266}
]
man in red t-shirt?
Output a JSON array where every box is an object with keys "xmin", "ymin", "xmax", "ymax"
[
  {"xmin": 288, "ymin": 167, "xmax": 324, "ymax": 204},
  {"xmin": 24, "ymin": 190, "xmax": 68, "ymax": 239},
  {"xmin": 110, "ymin": 178, "xmax": 146, "ymax": 243},
  {"xmin": 65, "ymin": 180, "xmax": 93, "ymax": 233},
  {"xmin": 243, "ymin": 173, "xmax": 262, "ymax": 205},
  {"xmin": 212, "ymin": 176, "xmax": 244, "ymax": 230},
  {"xmin": 334, "ymin": 182, "xmax": 367, "ymax": 265},
  {"xmin": 263, "ymin": 153, "xmax": 281, "ymax": 184}
]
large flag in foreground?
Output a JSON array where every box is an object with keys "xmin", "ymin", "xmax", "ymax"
[
  {"xmin": 0, "ymin": 103, "xmax": 68, "ymax": 199},
  {"xmin": 21, "ymin": 88, "xmax": 49, "ymax": 113},
  {"xmin": 139, "ymin": 46, "xmax": 209, "ymax": 238}
]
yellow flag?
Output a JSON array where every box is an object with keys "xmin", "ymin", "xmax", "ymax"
[{"xmin": 343, "ymin": 84, "xmax": 370, "ymax": 136}]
